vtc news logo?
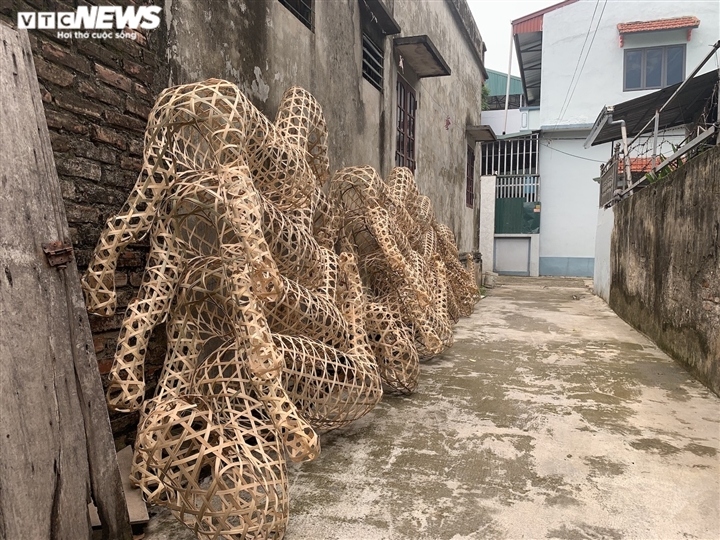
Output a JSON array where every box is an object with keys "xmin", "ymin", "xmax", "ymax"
[{"xmin": 17, "ymin": 6, "xmax": 162, "ymax": 40}]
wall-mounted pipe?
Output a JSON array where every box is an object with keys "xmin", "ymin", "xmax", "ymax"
[{"xmin": 607, "ymin": 110, "xmax": 632, "ymax": 189}]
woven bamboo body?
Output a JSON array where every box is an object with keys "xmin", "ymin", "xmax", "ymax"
[{"xmin": 83, "ymin": 79, "xmax": 477, "ymax": 539}]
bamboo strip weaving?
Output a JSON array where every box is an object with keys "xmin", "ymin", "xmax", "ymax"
[{"xmin": 82, "ymin": 79, "xmax": 478, "ymax": 539}]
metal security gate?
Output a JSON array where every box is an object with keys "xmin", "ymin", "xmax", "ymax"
[{"xmin": 482, "ymin": 134, "xmax": 541, "ymax": 235}]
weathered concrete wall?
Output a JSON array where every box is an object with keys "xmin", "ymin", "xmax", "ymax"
[
  {"xmin": 164, "ymin": 0, "xmax": 485, "ymax": 252},
  {"xmin": 164, "ymin": 0, "xmax": 384, "ymax": 174},
  {"xmin": 593, "ymin": 204, "xmax": 614, "ymax": 302},
  {"xmin": 610, "ymin": 145, "xmax": 720, "ymax": 395},
  {"xmin": 391, "ymin": 0, "xmax": 484, "ymax": 252}
]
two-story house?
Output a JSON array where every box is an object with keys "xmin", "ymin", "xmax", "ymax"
[{"xmin": 479, "ymin": 0, "xmax": 719, "ymax": 277}]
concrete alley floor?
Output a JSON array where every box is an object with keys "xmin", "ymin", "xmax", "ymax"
[{"xmin": 143, "ymin": 276, "xmax": 720, "ymax": 539}]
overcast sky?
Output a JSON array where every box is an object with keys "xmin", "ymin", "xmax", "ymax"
[{"xmin": 468, "ymin": 0, "xmax": 559, "ymax": 76}]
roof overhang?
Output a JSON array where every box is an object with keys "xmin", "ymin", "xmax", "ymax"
[
  {"xmin": 496, "ymin": 130, "xmax": 536, "ymax": 140},
  {"xmin": 513, "ymin": 31, "xmax": 542, "ymax": 105},
  {"xmin": 446, "ymin": 0, "xmax": 488, "ymax": 80},
  {"xmin": 512, "ymin": 0, "xmax": 579, "ymax": 106},
  {"xmin": 466, "ymin": 125, "xmax": 497, "ymax": 144},
  {"xmin": 584, "ymin": 70, "xmax": 719, "ymax": 147},
  {"xmin": 361, "ymin": 0, "xmax": 401, "ymax": 35},
  {"xmin": 394, "ymin": 35, "xmax": 451, "ymax": 78},
  {"xmin": 617, "ymin": 16, "xmax": 700, "ymax": 47}
]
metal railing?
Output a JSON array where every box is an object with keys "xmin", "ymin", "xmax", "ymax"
[
  {"xmin": 599, "ymin": 145, "xmax": 623, "ymax": 207},
  {"xmin": 495, "ymin": 174, "xmax": 540, "ymax": 202},
  {"xmin": 481, "ymin": 133, "xmax": 539, "ymax": 176},
  {"xmin": 620, "ymin": 40, "xmax": 720, "ymax": 196}
]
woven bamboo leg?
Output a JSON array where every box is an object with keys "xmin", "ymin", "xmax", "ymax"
[
  {"xmin": 134, "ymin": 392, "xmax": 287, "ymax": 540},
  {"xmin": 169, "ymin": 181, "xmax": 321, "ymax": 465},
  {"xmin": 129, "ymin": 257, "xmax": 310, "ymax": 538},
  {"xmin": 107, "ymin": 219, "xmax": 182, "ymax": 412},
  {"xmin": 261, "ymin": 200, "xmax": 328, "ymax": 291},
  {"xmin": 277, "ymin": 250, "xmax": 382, "ymax": 429},
  {"xmin": 193, "ymin": 344, "xmax": 288, "ymax": 539},
  {"xmin": 430, "ymin": 257, "xmax": 453, "ymax": 349},
  {"xmin": 129, "ymin": 317, "xmax": 203, "ymax": 502},
  {"xmin": 310, "ymin": 187, "xmax": 339, "ymax": 251},
  {"xmin": 263, "ymin": 275, "xmax": 351, "ymax": 352},
  {"xmin": 276, "ymin": 334, "xmax": 382, "ymax": 430}
]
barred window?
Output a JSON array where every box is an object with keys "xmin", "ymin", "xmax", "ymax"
[
  {"xmin": 362, "ymin": 33, "xmax": 384, "ymax": 91},
  {"xmin": 279, "ymin": 0, "xmax": 313, "ymax": 30},
  {"xmin": 466, "ymin": 145, "xmax": 475, "ymax": 208},
  {"xmin": 359, "ymin": 1, "xmax": 387, "ymax": 91},
  {"xmin": 395, "ymin": 77, "xmax": 416, "ymax": 172}
]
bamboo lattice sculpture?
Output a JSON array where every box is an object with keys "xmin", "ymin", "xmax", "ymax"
[
  {"xmin": 83, "ymin": 79, "xmax": 477, "ymax": 539},
  {"xmin": 328, "ymin": 165, "xmax": 478, "ymax": 393}
]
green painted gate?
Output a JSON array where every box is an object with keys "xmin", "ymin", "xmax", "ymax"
[{"xmin": 495, "ymin": 198, "xmax": 541, "ymax": 234}]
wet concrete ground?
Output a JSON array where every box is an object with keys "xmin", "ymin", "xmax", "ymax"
[{"xmin": 143, "ymin": 276, "xmax": 720, "ymax": 539}]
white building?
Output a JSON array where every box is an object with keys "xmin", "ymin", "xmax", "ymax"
[{"xmin": 479, "ymin": 0, "xmax": 719, "ymax": 277}]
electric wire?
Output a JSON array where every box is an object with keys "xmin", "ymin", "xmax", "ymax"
[
  {"xmin": 557, "ymin": 0, "xmax": 608, "ymax": 123},
  {"xmin": 540, "ymin": 142, "xmax": 606, "ymax": 163},
  {"xmin": 553, "ymin": 0, "xmax": 601, "ymax": 126}
]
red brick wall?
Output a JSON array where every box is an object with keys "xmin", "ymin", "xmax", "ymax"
[{"xmin": 1, "ymin": 2, "xmax": 168, "ymax": 445}]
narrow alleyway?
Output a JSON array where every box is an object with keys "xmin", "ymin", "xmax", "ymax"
[
  {"xmin": 283, "ymin": 277, "xmax": 720, "ymax": 539},
  {"xmin": 142, "ymin": 277, "xmax": 720, "ymax": 539}
]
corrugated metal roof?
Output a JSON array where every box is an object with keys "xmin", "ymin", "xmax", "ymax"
[
  {"xmin": 511, "ymin": 0, "xmax": 579, "ymax": 105},
  {"xmin": 514, "ymin": 31, "xmax": 543, "ymax": 105},
  {"xmin": 588, "ymin": 70, "xmax": 718, "ymax": 146},
  {"xmin": 511, "ymin": 0, "xmax": 579, "ymax": 34},
  {"xmin": 618, "ymin": 16, "xmax": 700, "ymax": 35},
  {"xmin": 485, "ymin": 69, "xmax": 524, "ymax": 96}
]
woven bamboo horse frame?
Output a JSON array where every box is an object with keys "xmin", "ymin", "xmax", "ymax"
[{"xmin": 82, "ymin": 79, "xmax": 476, "ymax": 539}]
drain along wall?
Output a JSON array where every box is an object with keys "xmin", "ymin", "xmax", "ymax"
[{"xmin": 610, "ymin": 145, "xmax": 720, "ymax": 395}]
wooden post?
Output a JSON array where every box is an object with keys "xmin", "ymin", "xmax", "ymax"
[{"xmin": 0, "ymin": 24, "xmax": 132, "ymax": 540}]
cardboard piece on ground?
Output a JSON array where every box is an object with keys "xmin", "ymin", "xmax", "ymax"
[{"xmin": 90, "ymin": 446, "xmax": 149, "ymax": 527}]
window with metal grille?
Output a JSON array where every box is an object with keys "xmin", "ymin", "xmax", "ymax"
[
  {"xmin": 480, "ymin": 133, "xmax": 539, "ymax": 176},
  {"xmin": 395, "ymin": 78, "xmax": 416, "ymax": 172},
  {"xmin": 362, "ymin": 33, "xmax": 384, "ymax": 91},
  {"xmin": 495, "ymin": 175, "xmax": 540, "ymax": 202},
  {"xmin": 279, "ymin": 0, "xmax": 313, "ymax": 30},
  {"xmin": 482, "ymin": 134, "xmax": 540, "ymax": 207},
  {"xmin": 359, "ymin": 1, "xmax": 387, "ymax": 92},
  {"xmin": 466, "ymin": 145, "xmax": 475, "ymax": 208}
]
